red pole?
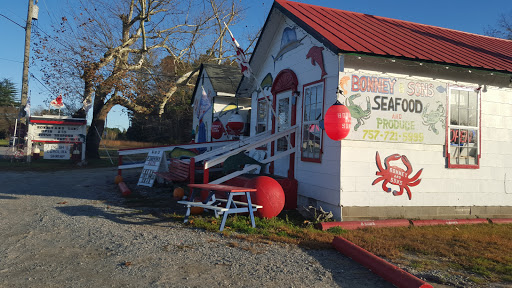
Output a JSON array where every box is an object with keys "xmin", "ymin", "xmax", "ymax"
[
  {"xmin": 201, "ymin": 163, "xmax": 210, "ymax": 200},
  {"xmin": 332, "ymin": 237, "xmax": 432, "ymax": 288},
  {"xmin": 118, "ymin": 155, "xmax": 123, "ymax": 176},
  {"xmin": 189, "ymin": 158, "xmax": 195, "ymax": 198}
]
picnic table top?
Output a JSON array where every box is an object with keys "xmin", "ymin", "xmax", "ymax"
[{"xmin": 188, "ymin": 183, "xmax": 257, "ymax": 193}]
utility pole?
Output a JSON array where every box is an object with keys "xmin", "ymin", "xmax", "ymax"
[
  {"xmin": 21, "ymin": 0, "xmax": 36, "ymax": 110},
  {"xmin": 21, "ymin": 0, "xmax": 38, "ymax": 163}
]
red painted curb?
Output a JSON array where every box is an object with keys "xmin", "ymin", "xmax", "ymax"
[
  {"xmin": 332, "ymin": 236, "xmax": 433, "ymax": 288},
  {"xmin": 118, "ymin": 182, "xmax": 132, "ymax": 197},
  {"xmin": 489, "ymin": 218, "xmax": 512, "ymax": 224},
  {"xmin": 411, "ymin": 218, "xmax": 488, "ymax": 227},
  {"xmin": 318, "ymin": 219, "xmax": 410, "ymax": 230}
]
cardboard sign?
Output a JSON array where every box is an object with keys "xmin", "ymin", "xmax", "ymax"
[
  {"xmin": 44, "ymin": 144, "xmax": 71, "ymax": 160},
  {"xmin": 137, "ymin": 150, "xmax": 168, "ymax": 187}
]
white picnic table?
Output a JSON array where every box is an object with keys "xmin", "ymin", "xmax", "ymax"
[{"xmin": 178, "ymin": 183, "xmax": 262, "ymax": 231}]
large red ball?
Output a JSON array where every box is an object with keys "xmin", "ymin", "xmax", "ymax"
[
  {"xmin": 244, "ymin": 176, "xmax": 285, "ymax": 218},
  {"xmin": 324, "ymin": 102, "xmax": 351, "ymax": 141}
]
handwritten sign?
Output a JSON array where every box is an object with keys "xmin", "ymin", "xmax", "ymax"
[
  {"xmin": 137, "ymin": 150, "xmax": 168, "ymax": 187},
  {"xmin": 43, "ymin": 144, "xmax": 71, "ymax": 160},
  {"xmin": 338, "ymin": 72, "xmax": 447, "ymax": 144}
]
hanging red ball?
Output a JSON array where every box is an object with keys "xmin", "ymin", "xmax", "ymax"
[
  {"xmin": 211, "ymin": 119, "xmax": 224, "ymax": 139},
  {"xmin": 324, "ymin": 100, "xmax": 351, "ymax": 141},
  {"xmin": 226, "ymin": 113, "xmax": 244, "ymax": 135}
]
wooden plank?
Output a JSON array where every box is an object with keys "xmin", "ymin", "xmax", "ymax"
[
  {"xmin": 208, "ymin": 164, "xmax": 260, "ymax": 185},
  {"xmin": 188, "ymin": 183, "xmax": 257, "ymax": 192},
  {"xmin": 177, "ymin": 201, "xmax": 229, "ymax": 212},
  {"xmin": 204, "ymin": 125, "xmax": 298, "ymax": 169},
  {"xmin": 215, "ymin": 198, "xmax": 263, "ymax": 209}
]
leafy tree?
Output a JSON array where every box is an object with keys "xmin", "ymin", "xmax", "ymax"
[
  {"xmin": 486, "ymin": 11, "xmax": 512, "ymax": 40},
  {"xmin": 34, "ymin": 0, "xmax": 245, "ymax": 158},
  {"xmin": 0, "ymin": 78, "xmax": 19, "ymax": 106}
]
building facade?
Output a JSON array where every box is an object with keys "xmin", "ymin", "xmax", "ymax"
[{"xmin": 237, "ymin": 0, "xmax": 512, "ymax": 220}]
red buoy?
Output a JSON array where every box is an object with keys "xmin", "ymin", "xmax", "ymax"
[
  {"xmin": 226, "ymin": 113, "xmax": 244, "ymax": 135},
  {"xmin": 244, "ymin": 176, "xmax": 285, "ymax": 218},
  {"xmin": 211, "ymin": 118, "xmax": 224, "ymax": 139},
  {"xmin": 118, "ymin": 182, "xmax": 132, "ymax": 197},
  {"xmin": 324, "ymin": 100, "xmax": 351, "ymax": 141}
]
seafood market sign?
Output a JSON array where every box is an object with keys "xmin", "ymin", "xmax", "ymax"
[
  {"xmin": 27, "ymin": 116, "xmax": 86, "ymax": 143},
  {"xmin": 338, "ymin": 72, "xmax": 446, "ymax": 145},
  {"xmin": 27, "ymin": 116, "xmax": 86, "ymax": 161}
]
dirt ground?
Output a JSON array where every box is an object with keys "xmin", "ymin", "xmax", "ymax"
[{"xmin": 0, "ymin": 166, "xmax": 400, "ymax": 288}]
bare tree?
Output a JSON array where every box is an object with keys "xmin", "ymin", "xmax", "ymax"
[
  {"xmin": 485, "ymin": 11, "xmax": 512, "ymax": 40},
  {"xmin": 34, "ymin": 0, "xmax": 243, "ymax": 158}
]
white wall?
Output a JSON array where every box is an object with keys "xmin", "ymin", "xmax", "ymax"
[
  {"xmin": 339, "ymin": 67, "xmax": 512, "ymax": 209},
  {"xmin": 248, "ymin": 15, "xmax": 343, "ymax": 213}
]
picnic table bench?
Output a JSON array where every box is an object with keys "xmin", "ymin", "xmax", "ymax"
[{"xmin": 178, "ymin": 183, "xmax": 262, "ymax": 231}]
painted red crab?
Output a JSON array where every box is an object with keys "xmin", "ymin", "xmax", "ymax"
[{"xmin": 372, "ymin": 151, "xmax": 423, "ymax": 200}]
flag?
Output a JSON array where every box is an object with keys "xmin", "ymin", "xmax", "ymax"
[
  {"xmin": 198, "ymin": 86, "xmax": 212, "ymax": 121},
  {"xmin": 82, "ymin": 98, "xmax": 92, "ymax": 113},
  {"xmin": 224, "ymin": 23, "xmax": 251, "ymax": 78},
  {"xmin": 50, "ymin": 95, "xmax": 65, "ymax": 109},
  {"xmin": 24, "ymin": 96, "xmax": 31, "ymax": 118}
]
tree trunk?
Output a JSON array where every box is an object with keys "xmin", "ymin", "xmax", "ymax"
[
  {"xmin": 86, "ymin": 116, "xmax": 105, "ymax": 159},
  {"xmin": 85, "ymin": 88, "xmax": 116, "ymax": 159}
]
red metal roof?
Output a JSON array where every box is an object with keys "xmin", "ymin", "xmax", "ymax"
[{"xmin": 275, "ymin": 0, "xmax": 512, "ymax": 74}]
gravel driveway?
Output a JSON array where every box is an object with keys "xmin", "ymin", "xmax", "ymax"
[{"xmin": 0, "ymin": 166, "xmax": 394, "ymax": 287}]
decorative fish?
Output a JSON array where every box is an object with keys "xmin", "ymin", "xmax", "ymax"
[
  {"xmin": 272, "ymin": 27, "xmax": 306, "ymax": 69},
  {"xmin": 218, "ymin": 102, "xmax": 238, "ymax": 118},
  {"xmin": 436, "ymin": 86, "xmax": 447, "ymax": 93},
  {"xmin": 261, "ymin": 73, "xmax": 273, "ymax": 90},
  {"xmin": 306, "ymin": 46, "xmax": 327, "ymax": 79}
]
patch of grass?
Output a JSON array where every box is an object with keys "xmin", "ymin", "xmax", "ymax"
[
  {"xmin": 341, "ymin": 224, "xmax": 512, "ymax": 283},
  {"xmin": 0, "ymin": 139, "xmax": 8, "ymax": 146},
  {"xmin": 0, "ymin": 146, "xmax": 119, "ymax": 171}
]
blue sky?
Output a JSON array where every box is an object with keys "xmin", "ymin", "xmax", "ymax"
[{"xmin": 1, "ymin": 0, "xmax": 510, "ymax": 131}]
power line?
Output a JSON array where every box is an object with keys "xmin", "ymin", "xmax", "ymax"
[
  {"xmin": 0, "ymin": 57, "xmax": 23, "ymax": 64},
  {"xmin": 30, "ymin": 72, "xmax": 57, "ymax": 95},
  {"xmin": 0, "ymin": 13, "xmax": 25, "ymax": 29}
]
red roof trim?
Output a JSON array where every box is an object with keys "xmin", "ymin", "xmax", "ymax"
[
  {"xmin": 30, "ymin": 119, "xmax": 86, "ymax": 125},
  {"xmin": 275, "ymin": 0, "xmax": 512, "ymax": 73}
]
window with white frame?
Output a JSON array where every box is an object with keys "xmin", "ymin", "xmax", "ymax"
[
  {"xmin": 256, "ymin": 98, "xmax": 269, "ymax": 134},
  {"xmin": 447, "ymin": 87, "xmax": 480, "ymax": 168},
  {"xmin": 302, "ymin": 81, "xmax": 324, "ymax": 161}
]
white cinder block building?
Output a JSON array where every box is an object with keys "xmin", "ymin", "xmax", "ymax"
[{"xmin": 236, "ymin": 0, "xmax": 512, "ymax": 220}]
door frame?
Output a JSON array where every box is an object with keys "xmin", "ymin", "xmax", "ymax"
[{"xmin": 270, "ymin": 69, "xmax": 299, "ymax": 179}]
